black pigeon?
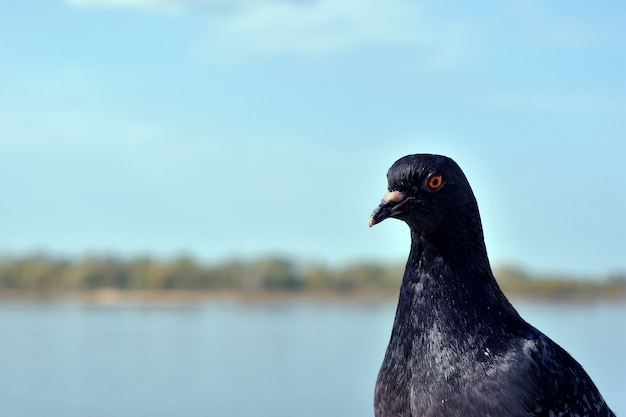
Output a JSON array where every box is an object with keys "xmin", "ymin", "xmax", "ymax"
[{"xmin": 369, "ymin": 154, "xmax": 615, "ymax": 417}]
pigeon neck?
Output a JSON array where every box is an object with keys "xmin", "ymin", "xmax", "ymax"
[
  {"xmin": 393, "ymin": 227, "xmax": 514, "ymax": 332},
  {"xmin": 407, "ymin": 218, "xmax": 492, "ymax": 280}
]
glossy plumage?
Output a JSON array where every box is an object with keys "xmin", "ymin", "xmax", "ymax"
[{"xmin": 369, "ymin": 154, "xmax": 614, "ymax": 417}]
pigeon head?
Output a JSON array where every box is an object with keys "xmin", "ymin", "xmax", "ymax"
[{"xmin": 368, "ymin": 154, "xmax": 479, "ymax": 237}]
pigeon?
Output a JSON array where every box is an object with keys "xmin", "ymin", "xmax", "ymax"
[{"xmin": 368, "ymin": 154, "xmax": 615, "ymax": 417}]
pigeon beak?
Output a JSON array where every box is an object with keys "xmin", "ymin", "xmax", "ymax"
[{"xmin": 368, "ymin": 191, "xmax": 406, "ymax": 227}]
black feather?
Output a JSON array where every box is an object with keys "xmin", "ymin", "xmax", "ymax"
[{"xmin": 371, "ymin": 154, "xmax": 615, "ymax": 417}]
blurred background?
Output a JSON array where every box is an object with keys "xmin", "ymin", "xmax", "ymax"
[{"xmin": 0, "ymin": 0, "xmax": 624, "ymax": 416}]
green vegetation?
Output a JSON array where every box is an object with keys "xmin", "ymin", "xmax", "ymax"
[
  {"xmin": 494, "ymin": 266, "xmax": 626, "ymax": 301},
  {"xmin": 0, "ymin": 255, "xmax": 624, "ymax": 301}
]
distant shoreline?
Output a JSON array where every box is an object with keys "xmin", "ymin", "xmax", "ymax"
[
  {"xmin": 0, "ymin": 288, "xmax": 395, "ymax": 304},
  {"xmin": 1, "ymin": 255, "xmax": 624, "ymax": 303},
  {"xmin": 0, "ymin": 288, "xmax": 624, "ymax": 305}
]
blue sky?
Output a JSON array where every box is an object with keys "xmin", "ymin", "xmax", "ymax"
[{"xmin": 0, "ymin": 0, "xmax": 624, "ymax": 275}]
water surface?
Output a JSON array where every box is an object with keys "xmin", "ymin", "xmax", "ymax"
[{"xmin": 0, "ymin": 299, "xmax": 623, "ymax": 416}]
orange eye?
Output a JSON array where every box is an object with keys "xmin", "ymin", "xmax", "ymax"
[{"xmin": 427, "ymin": 174, "xmax": 444, "ymax": 190}]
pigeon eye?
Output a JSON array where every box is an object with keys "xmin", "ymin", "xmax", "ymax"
[{"xmin": 427, "ymin": 174, "xmax": 444, "ymax": 190}]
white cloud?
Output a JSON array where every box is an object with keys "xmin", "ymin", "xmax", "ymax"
[
  {"xmin": 65, "ymin": 0, "xmax": 624, "ymax": 67},
  {"xmin": 201, "ymin": 0, "xmax": 421, "ymax": 58},
  {"xmin": 66, "ymin": 0, "xmax": 241, "ymax": 14},
  {"xmin": 66, "ymin": 0, "xmax": 478, "ymax": 66},
  {"xmin": 197, "ymin": 0, "xmax": 483, "ymax": 69}
]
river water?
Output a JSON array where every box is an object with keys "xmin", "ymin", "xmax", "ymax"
[{"xmin": 0, "ymin": 299, "xmax": 623, "ymax": 416}]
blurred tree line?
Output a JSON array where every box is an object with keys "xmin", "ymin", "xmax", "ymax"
[
  {"xmin": 0, "ymin": 255, "xmax": 402, "ymax": 294},
  {"xmin": 0, "ymin": 255, "xmax": 624, "ymax": 300}
]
